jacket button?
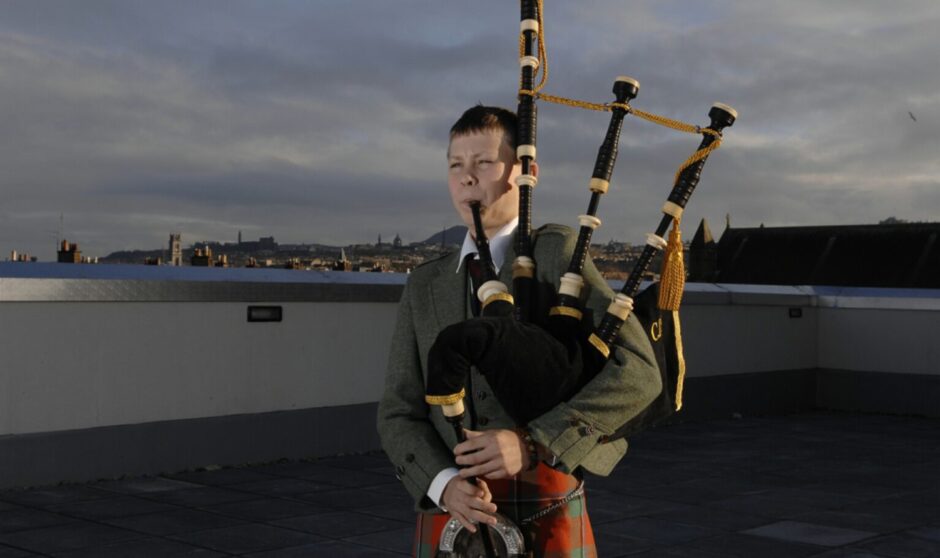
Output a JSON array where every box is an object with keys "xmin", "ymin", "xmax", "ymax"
[
  {"xmin": 478, "ymin": 417, "xmax": 489, "ymax": 426},
  {"xmin": 405, "ymin": 453, "xmax": 415, "ymax": 463}
]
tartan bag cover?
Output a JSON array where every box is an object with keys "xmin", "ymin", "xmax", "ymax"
[{"xmin": 413, "ymin": 463, "xmax": 596, "ymax": 558}]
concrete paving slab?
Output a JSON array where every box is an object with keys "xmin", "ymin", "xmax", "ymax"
[
  {"xmin": 163, "ymin": 467, "xmax": 280, "ymax": 486},
  {"xmin": 45, "ymin": 496, "xmax": 180, "ymax": 521},
  {"xmin": 744, "ymin": 520, "xmax": 876, "ymax": 546},
  {"xmin": 271, "ymin": 510, "xmax": 411, "ymax": 539},
  {"xmin": 243, "ymin": 539, "xmax": 408, "ymax": 557},
  {"xmin": 683, "ymin": 532, "xmax": 825, "ymax": 557},
  {"xmin": 343, "ymin": 525, "xmax": 414, "ymax": 555},
  {"xmin": 0, "ymin": 486, "xmax": 111, "ymax": 508},
  {"xmin": 0, "ymin": 508, "xmax": 76, "ymax": 533},
  {"xmin": 855, "ymin": 533, "xmax": 940, "ymax": 557},
  {"xmin": 599, "ymin": 516, "xmax": 715, "ymax": 545},
  {"xmin": 0, "ymin": 521, "xmax": 144, "ymax": 554},
  {"xmin": 294, "ymin": 487, "xmax": 412, "ymax": 509},
  {"xmin": 93, "ymin": 477, "xmax": 201, "ymax": 495},
  {"xmin": 50, "ymin": 537, "xmax": 227, "ymax": 558},
  {"xmin": 645, "ymin": 504, "xmax": 774, "ymax": 531},
  {"xmin": 0, "ymin": 547, "xmax": 41, "ymax": 558},
  {"xmin": 168, "ymin": 523, "xmax": 323, "ymax": 555},
  {"xmin": 140, "ymin": 486, "xmax": 261, "ymax": 507},
  {"xmin": 790, "ymin": 510, "xmax": 922, "ymax": 534},
  {"xmin": 593, "ymin": 531, "xmax": 655, "ymax": 557},
  {"xmin": 906, "ymin": 525, "xmax": 940, "ymax": 542},
  {"xmin": 102, "ymin": 507, "xmax": 248, "ymax": 536},
  {"xmin": 224, "ymin": 477, "xmax": 336, "ymax": 497},
  {"xmin": 200, "ymin": 497, "xmax": 331, "ymax": 522}
]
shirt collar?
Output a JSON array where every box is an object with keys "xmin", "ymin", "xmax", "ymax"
[{"xmin": 456, "ymin": 217, "xmax": 518, "ymax": 273}]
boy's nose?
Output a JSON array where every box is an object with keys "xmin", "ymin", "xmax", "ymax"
[{"xmin": 461, "ymin": 173, "xmax": 477, "ymax": 186}]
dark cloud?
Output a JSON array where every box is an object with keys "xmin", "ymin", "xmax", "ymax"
[{"xmin": 1, "ymin": 1, "xmax": 939, "ymax": 259}]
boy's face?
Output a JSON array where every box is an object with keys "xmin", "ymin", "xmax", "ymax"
[{"xmin": 447, "ymin": 129, "xmax": 526, "ymax": 237}]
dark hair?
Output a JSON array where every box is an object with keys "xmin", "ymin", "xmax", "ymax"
[{"xmin": 449, "ymin": 105, "xmax": 518, "ymax": 149}]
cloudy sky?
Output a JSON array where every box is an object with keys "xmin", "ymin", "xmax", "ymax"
[{"xmin": 2, "ymin": 1, "xmax": 938, "ymax": 260}]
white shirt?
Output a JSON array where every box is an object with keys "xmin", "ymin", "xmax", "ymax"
[
  {"xmin": 429, "ymin": 216, "xmax": 518, "ymax": 508},
  {"xmin": 455, "ymin": 217, "xmax": 518, "ymax": 274}
]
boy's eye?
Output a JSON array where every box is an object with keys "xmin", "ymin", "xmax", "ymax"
[{"xmin": 449, "ymin": 162, "xmax": 461, "ymax": 169}]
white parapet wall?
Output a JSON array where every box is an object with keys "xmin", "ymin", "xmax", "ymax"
[
  {"xmin": 0, "ymin": 301, "xmax": 396, "ymax": 436},
  {"xmin": 0, "ymin": 262, "xmax": 938, "ymax": 488}
]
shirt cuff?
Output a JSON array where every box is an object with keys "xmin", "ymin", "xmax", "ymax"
[{"xmin": 427, "ymin": 467, "xmax": 459, "ymax": 508}]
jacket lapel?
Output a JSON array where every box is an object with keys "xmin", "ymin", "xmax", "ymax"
[
  {"xmin": 428, "ymin": 230, "xmax": 521, "ymax": 329},
  {"xmin": 428, "ymin": 251, "xmax": 465, "ymax": 332}
]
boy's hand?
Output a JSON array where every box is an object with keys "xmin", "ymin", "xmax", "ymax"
[
  {"xmin": 455, "ymin": 428, "xmax": 529, "ymax": 479},
  {"xmin": 441, "ymin": 477, "xmax": 497, "ymax": 533}
]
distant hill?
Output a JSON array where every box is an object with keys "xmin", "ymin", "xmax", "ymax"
[
  {"xmin": 100, "ymin": 249, "xmax": 166, "ymax": 264},
  {"xmin": 421, "ymin": 226, "xmax": 467, "ymax": 246}
]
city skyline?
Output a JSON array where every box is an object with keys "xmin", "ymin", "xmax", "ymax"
[{"xmin": 2, "ymin": 1, "xmax": 939, "ymax": 260}]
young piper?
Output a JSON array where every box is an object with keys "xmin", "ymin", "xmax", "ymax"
[{"xmin": 377, "ymin": 105, "xmax": 661, "ymax": 558}]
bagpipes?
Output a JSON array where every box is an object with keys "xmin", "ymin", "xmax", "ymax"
[{"xmin": 427, "ymin": 1, "xmax": 736, "ymax": 555}]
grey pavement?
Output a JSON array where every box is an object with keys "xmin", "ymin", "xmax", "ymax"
[{"xmin": 1, "ymin": 412, "xmax": 938, "ymax": 557}]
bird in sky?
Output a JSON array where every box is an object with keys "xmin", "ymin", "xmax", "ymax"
[{"xmin": 909, "ymin": 111, "xmax": 917, "ymax": 122}]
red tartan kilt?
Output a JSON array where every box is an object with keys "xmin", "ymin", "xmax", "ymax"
[{"xmin": 413, "ymin": 463, "xmax": 596, "ymax": 558}]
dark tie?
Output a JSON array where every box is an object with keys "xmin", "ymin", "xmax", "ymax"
[{"xmin": 465, "ymin": 253, "xmax": 483, "ymax": 317}]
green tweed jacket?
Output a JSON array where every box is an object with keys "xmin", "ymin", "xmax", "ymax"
[{"xmin": 376, "ymin": 224, "xmax": 662, "ymax": 511}]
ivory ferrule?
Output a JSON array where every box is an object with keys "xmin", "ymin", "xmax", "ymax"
[
  {"xmin": 513, "ymin": 256, "xmax": 535, "ymax": 278},
  {"xmin": 615, "ymin": 76, "xmax": 641, "ymax": 90},
  {"xmin": 520, "ymin": 19, "xmax": 539, "ymax": 33},
  {"xmin": 646, "ymin": 233, "xmax": 668, "ymax": 250},
  {"xmin": 589, "ymin": 177, "xmax": 610, "ymax": 194},
  {"xmin": 517, "ymin": 145, "xmax": 537, "ymax": 160},
  {"xmin": 559, "ymin": 272, "xmax": 584, "ymax": 298},
  {"xmin": 662, "ymin": 201, "xmax": 684, "ymax": 219},
  {"xmin": 520, "ymin": 55, "xmax": 540, "ymax": 69},
  {"xmin": 712, "ymin": 102, "xmax": 738, "ymax": 119},
  {"xmin": 578, "ymin": 215, "xmax": 602, "ymax": 230},
  {"xmin": 478, "ymin": 279, "xmax": 509, "ymax": 303},
  {"xmin": 606, "ymin": 294, "xmax": 635, "ymax": 320},
  {"xmin": 442, "ymin": 400, "xmax": 465, "ymax": 418},
  {"xmin": 515, "ymin": 174, "xmax": 538, "ymax": 188}
]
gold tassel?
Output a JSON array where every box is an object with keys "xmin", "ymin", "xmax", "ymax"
[
  {"xmin": 658, "ymin": 217, "xmax": 685, "ymax": 311},
  {"xmin": 672, "ymin": 309, "xmax": 686, "ymax": 411}
]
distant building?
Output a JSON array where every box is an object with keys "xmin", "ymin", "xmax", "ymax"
[
  {"xmin": 333, "ymin": 248, "xmax": 352, "ymax": 271},
  {"xmin": 57, "ymin": 240, "xmax": 82, "ymax": 264},
  {"xmin": 8, "ymin": 250, "xmax": 37, "ymax": 263},
  {"xmin": 688, "ymin": 219, "xmax": 717, "ymax": 282},
  {"xmin": 689, "ymin": 221, "xmax": 940, "ymax": 288},
  {"xmin": 168, "ymin": 234, "xmax": 182, "ymax": 266},
  {"xmin": 393, "ymin": 234, "xmax": 402, "ymax": 249},
  {"xmin": 191, "ymin": 246, "xmax": 213, "ymax": 267}
]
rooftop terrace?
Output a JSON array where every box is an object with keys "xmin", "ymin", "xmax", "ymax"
[{"xmin": 1, "ymin": 412, "xmax": 938, "ymax": 557}]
